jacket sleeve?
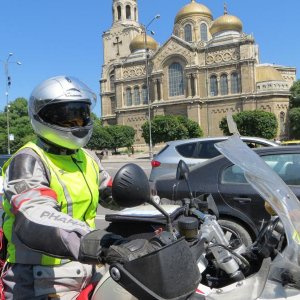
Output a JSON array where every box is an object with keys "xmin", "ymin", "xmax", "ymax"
[{"xmin": 3, "ymin": 148, "xmax": 92, "ymax": 260}]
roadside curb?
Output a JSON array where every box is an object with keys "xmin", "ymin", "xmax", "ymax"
[
  {"xmin": 100, "ymin": 156, "xmax": 151, "ymax": 163},
  {"xmin": 103, "ymin": 159, "xmax": 151, "ymax": 163}
]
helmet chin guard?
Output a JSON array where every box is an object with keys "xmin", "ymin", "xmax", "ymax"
[
  {"xmin": 29, "ymin": 76, "xmax": 96, "ymax": 150},
  {"xmin": 31, "ymin": 117, "xmax": 93, "ymax": 150}
]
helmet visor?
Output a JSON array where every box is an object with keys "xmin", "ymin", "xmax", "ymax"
[
  {"xmin": 39, "ymin": 102, "xmax": 91, "ymax": 128},
  {"xmin": 30, "ymin": 76, "xmax": 97, "ymax": 115}
]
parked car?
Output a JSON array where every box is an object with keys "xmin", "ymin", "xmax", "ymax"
[
  {"xmin": 154, "ymin": 145, "xmax": 300, "ymax": 242},
  {"xmin": 281, "ymin": 140, "xmax": 300, "ymax": 146},
  {"xmin": 0, "ymin": 154, "xmax": 12, "ymax": 202},
  {"xmin": 150, "ymin": 136, "xmax": 278, "ymax": 182}
]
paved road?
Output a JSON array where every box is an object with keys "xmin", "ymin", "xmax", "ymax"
[{"xmin": 96, "ymin": 158, "xmax": 152, "ymax": 229}]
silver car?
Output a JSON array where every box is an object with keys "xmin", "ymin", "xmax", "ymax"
[{"xmin": 149, "ymin": 136, "xmax": 279, "ymax": 182}]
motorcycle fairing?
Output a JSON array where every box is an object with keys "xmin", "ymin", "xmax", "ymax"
[{"xmin": 188, "ymin": 258, "xmax": 271, "ymax": 300}]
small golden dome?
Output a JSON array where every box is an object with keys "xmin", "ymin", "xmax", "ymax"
[
  {"xmin": 256, "ymin": 66, "xmax": 283, "ymax": 82},
  {"xmin": 210, "ymin": 14, "xmax": 243, "ymax": 35},
  {"xmin": 175, "ymin": 0, "xmax": 212, "ymax": 23},
  {"xmin": 129, "ymin": 34, "xmax": 158, "ymax": 52}
]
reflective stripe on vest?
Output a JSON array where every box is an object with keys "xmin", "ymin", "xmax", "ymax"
[{"xmin": 2, "ymin": 141, "xmax": 100, "ymax": 265}]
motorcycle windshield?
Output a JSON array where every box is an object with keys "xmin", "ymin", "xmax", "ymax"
[{"xmin": 215, "ymin": 134, "xmax": 300, "ymax": 279}]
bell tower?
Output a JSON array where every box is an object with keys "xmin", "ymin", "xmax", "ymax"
[
  {"xmin": 102, "ymin": 0, "xmax": 142, "ymax": 64},
  {"xmin": 101, "ymin": 0, "xmax": 143, "ymax": 120},
  {"xmin": 112, "ymin": 0, "xmax": 139, "ymax": 25}
]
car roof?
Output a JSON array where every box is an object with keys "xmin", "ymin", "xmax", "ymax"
[{"xmin": 165, "ymin": 136, "xmax": 278, "ymax": 146}]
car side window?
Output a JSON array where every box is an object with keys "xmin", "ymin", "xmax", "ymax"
[
  {"xmin": 244, "ymin": 141, "xmax": 270, "ymax": 148},
  {"xmin": 176, "ymin": 142, "xmax": 197, "ymax": 158},
  {"xmin": 221, "ymin": 153, "xmax": 300, "ymax": 185},
  {"xmin": 195, "ymin": 141, "xmax": 221, "ymax": 159},
  {"xmin": 263, "ymin": 153, "xmax": 300, "ymax": 185},
  {"xmin": 221, "ymin": 165, "xmax": 247, "ymax": 184}
]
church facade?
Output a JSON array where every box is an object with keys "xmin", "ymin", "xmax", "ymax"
[{"xmin": 100, "ymin": 0, "xmax": 296, "ymax": 150}]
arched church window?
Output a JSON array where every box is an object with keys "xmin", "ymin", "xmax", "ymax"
[
  {"xmin": 126, "ymin": 88, "xmax": 132, "ymax": 106},
  {"xmin": 126, "ymin": 5, "xmax": 131, "ymax": 19},
  {"xmin": 134, "ymin": 87, "xmax": 140, "ymax": 105},
  {"xmin": 200, "ymin": 23, "xmax": 208, "ymax": 41},
  {"xmin": 109, "ymin": 71, "xmax": 115, "ymax": 92},
  {"xmin": 169, "ymin": 63, "xmax": 184, "ymax": 97},
  {"xmin": 231, "ymin": 72, "xmax": 240, "ymax": 94},
  {"xmin": 117, "ymin": 6, "xmax": 121, "ymax": 20},
  {"xmin": 142, "ymin": 85, "xmax": 148, "ymax": 104},
  {"xmin": 210, "ymin": 75, "xmax": 218, "ymax": 96},
  {"xmin": 220, "ymin": 74, "xmax": 228, "ymax": 95},
  {"xmin": 184, "ymin": 24, "xmax": 192, "ymax": 42}
]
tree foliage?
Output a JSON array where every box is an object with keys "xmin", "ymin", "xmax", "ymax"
[
  {"xmin": 142, "ymin": 115, "xmax": 203, "ymax": 145},
  {"xmin": 0, "ymin": 98, "xmax": 35, "ymax": 154},
  {"xmin": 219, "ymin": 110, "xmax": 278, "ymax": 139},
  {"xmin": 87, "ymin": 117, "xmax": 112, "ymax": 150},
  {"xmin": 288, "ymin": 81, "xmax": 300, "ymax": 139},
  {"xmin": 105, "ymin": 125, "xmax": 135, "ymax": 152},
  {"xmin": 288, "ymin": 108, "xmax": 300, "ymax": 139},
  {"xmin": 289, "ymin": 80, "xmax": 300, "ymax": 108},
  {"xmin": 175, "ymin": 115, "xmax": 204, "ymax": 138}
]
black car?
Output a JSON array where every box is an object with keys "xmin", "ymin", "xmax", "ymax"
[{"xmin": 154, "ymin": 146, "xmax": 300, "ymax": 242}]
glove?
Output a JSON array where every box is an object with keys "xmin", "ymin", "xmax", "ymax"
[
  {"xmin": 103, "ymin": 239, "xmax": 160, "ymax": 265},
  {"xmin": 78, "ymin": 230, "xmax": 126, "ymax": 264}
]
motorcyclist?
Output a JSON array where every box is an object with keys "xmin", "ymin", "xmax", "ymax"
[{"xmin": 1, "ymin": 76, "xmax": 156, "ymax": 299}]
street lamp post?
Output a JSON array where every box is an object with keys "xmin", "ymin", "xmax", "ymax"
[
  {"xmin": 3, "ymin": 53, "xmax": 21, "ymax": 154},
  {"xmin": 143, "ymin": 14, "xmax": 160, "ymax": 160}
]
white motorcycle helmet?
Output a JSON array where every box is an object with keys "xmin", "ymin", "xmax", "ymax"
[{"xmin": 29, "ymin": 76, "xmax": 97, "ymax": 150}]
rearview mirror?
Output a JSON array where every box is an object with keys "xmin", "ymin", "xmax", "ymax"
[
  {"xmin": 176, "ymin": 160, "xmax": 190, "ymax": 181},
  {"xmin": 112, "ymin": 163, "xmax": 150, "ymax": 208}
]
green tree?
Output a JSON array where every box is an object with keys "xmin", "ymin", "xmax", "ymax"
[
  {"xmin": 219, "ymin": 110, "xmax": 278, "ymax": 139},
  {"xmin": 0, "ymin": 98, "xmax": 35, "ymax": 154},
  {"xmin": 87, "ymin": 117, "xmax": 113, "ymax": 150},
  {"xmin": 142, "ymin": 115, "xmax": 198, "ymax": 145},
  {"xmin": 175, "ymin": 115, "xmax": 203, "ymax": 138},
  {"xmin": 105, "ymin": 125, "xmax": 135, "ymax": 152},
  {"xmin": 288, "ymin": 108, "xmax": 300, "ymax": 139},
  {"xmin": 289, "ymin": 80, "xmax": 300, "ymax": 108}
]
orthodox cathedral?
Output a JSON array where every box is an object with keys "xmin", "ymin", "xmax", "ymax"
[{"xmin": 100, "ymin": 0, "xmax": 296, "ymax": 149}]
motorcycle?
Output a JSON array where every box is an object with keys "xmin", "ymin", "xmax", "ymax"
[{"xmin": 82, "ymin": 134, "xmax": 300, "ymax": 299}]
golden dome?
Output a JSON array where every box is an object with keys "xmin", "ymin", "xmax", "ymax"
[
  {"xmin": 175, "ymin": 0, "xmax": 212, "ymax": 23},
  {"xmin": 129, "ymin": 34, "xmax": 158, "ymax": 52},
  {"xmin": 210, "ymin": 14, "xmax": 243, "ymax": 35},
  {"xmin": 256, "ymin": 66, "xmax": 283, "ymax": 82}
]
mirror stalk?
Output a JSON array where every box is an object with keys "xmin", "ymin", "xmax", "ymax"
[{"xmin": 149, "ymin": 197, "xmax": 174, "ymax": 233}]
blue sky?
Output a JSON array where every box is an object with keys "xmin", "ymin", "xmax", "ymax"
[{"xmin": 0, "ymin": 0, "xmax": 299, "ymax": 117}]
